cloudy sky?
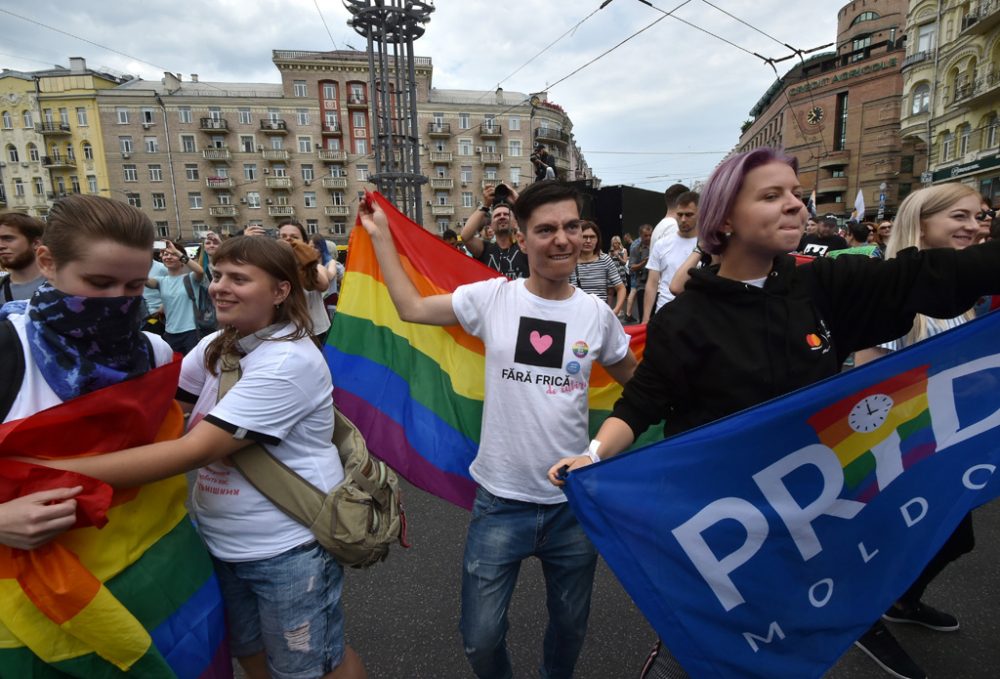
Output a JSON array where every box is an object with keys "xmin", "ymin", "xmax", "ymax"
[{"xmin": 0, "ymin": 0, "xmax": 849, "ymax": 188}]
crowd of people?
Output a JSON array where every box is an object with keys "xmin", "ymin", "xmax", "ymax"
[{"xmin": 1, "ymin": 146, "xmax": 999, "ymax": 679}]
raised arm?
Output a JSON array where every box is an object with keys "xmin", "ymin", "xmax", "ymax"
[
  {"xmin": 358, "ymin": 194, "xmax": 459, "ymax": 326},
  {"xmin": 460, "ymin": 185, "xmax": 496, "ymax": 259}
]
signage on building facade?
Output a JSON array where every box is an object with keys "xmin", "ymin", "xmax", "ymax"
[
  {"xmin": 789, "ymin": 58, "xmax": 899, "ymax": 96},
  {"xmin": 931, "ymin": 153, "xmax": 1000, "ymax": 183}
]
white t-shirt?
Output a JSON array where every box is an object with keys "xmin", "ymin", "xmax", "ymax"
[
  {"xmin": 452, "ymin": 278, "xmax": 630, "ymax": 504},
  {"xmin": 180, "ymin": 325, "xmax": 344, "ymax": 561},
  {"xmin": 4, "ymin": 312, "xmax": 174, "ymax": 422},
  {"xmin": 650, "ymin": 216, "xmax": 677, "ymax": 247},
  {"xmin": 646, "ymin": 234, "xmax": 698, "ymax": 311},
  {"xmin": 306, "ymin": 289, "xmax": 331, "ymax": 335}
]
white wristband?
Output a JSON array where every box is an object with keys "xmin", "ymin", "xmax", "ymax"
[{"xmin": 585, "ymin": 439, "xmax": 602, "ymax": 464}]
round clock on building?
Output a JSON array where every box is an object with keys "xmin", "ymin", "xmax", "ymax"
[
  {"xmin": 848, "ymin": 394, "xmax": 894, "ymax": 433},
  {"xmin": 806, "ymin": 106, "xmax": 824, "ymax": 125}
]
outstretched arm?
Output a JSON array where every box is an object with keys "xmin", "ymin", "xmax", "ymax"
[{"xmin": 358, "ymin": 195, "xmax": 459, "ymax": 326}]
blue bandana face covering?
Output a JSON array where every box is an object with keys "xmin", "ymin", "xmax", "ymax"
[{"xmin": 1, "ymin": 282, "xmax": 152, "ymax": 401}]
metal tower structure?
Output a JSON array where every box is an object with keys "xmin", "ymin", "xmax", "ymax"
[{"xmin": 345, "ymin": 0, "xmax": 434, "ymax": 224}]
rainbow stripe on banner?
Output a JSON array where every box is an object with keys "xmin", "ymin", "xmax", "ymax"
[
  {"xmin": 325, "ymin": 192, "xmax": 654, "ymax": 509},
  {"xmin": 808, "ymin": 366, "xmax": 933, "ymax": 502},
  {"xmin": 0, "ymin": 362, "xmax": 230, "ymax": 679}
]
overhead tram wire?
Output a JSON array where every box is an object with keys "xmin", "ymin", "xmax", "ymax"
[{"xmin": 313, "ymin": 0, "xmax": 341, "ymax": 51}]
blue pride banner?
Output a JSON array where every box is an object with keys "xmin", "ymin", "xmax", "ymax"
[{"xmin": 564, "ymin": 312, "xmax": 1000, "ymax": 679}]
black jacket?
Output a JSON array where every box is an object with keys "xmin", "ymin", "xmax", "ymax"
[{"xmin": 612, "ymin": 240, "xmax": 1000, "ymax": 439}]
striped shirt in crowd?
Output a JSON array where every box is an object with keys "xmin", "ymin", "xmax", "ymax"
[{"xmin": 569, "ymin": 254, "xmax": 623, "ymax": 302}]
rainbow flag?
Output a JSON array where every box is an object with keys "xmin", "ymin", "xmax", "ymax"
[
  {"xmin": 325, "ymin": 192, "xmax": 654, "ymax": 509},
  {"xmin": 807, "ymin": 366, "xmax": 933, "ymax": 502},
  {"xmin": 0, "ymin": 361, "xmax": 230, "ymax": 678}
]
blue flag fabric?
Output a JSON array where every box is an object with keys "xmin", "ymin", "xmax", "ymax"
[{"xmin": 564, "ymin": 312, "xmax": 1000, "ymax": 678}]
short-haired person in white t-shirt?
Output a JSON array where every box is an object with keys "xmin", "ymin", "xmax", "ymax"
[
  {"xmin": 24, "ymin": 236, "xmax": 367, "ymax": 679},
  {"xmin": 358, "ymin": 181, "xmax": 638, "ymax": 679},
  {"xmin": 643, "ymin": 191, "xmax": 699, "ymax": 322}
]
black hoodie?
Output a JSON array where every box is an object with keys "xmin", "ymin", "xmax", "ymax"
[{"xmin": 612, "ymin": 239, "xmax": 1000, "ymax": 439}]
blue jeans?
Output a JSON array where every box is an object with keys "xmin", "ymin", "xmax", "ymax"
[
  {"xmin": 212, "ymin": 541, "xmax": 346, "ymax": 679},
  {"xmin": 460, "ymin": 486, "xmax": 598, "ymax": 679}
]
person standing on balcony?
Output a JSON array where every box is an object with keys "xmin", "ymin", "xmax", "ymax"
[{"xmin": 531, "ymin": 143, "xmax": 557, "ymax": 181}]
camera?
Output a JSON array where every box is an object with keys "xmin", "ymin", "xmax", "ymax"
[{"xmin": 493, "ymin": 183, "xmax": 511, "ymax": 204}]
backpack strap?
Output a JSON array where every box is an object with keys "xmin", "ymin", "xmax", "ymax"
[
  {"xmin": 0, "ymin": 319, "xmax": 26, "ymax": 422},
  {"xmin": 0, "ymin": 275, "xmax": 12, "ymax": 304}
]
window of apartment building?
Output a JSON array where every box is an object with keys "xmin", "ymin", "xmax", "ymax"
[
  {"xmin": 126, "ymin": 193, "xmax": 141, "ymax": 208},
  {"xmin": 87, "ymin": 176, "xmax": 98, "ymax": 193},
  {"xmin": 267, "ymin": 108, "xmax": 281, "ymax": 123},
  {"xmin": 899, "ymin": 156, "xmax": 914, "ymax": 174},
  {"xmin": 432, "ymin": 112, "xmax": 444, "ymax": 128},
  {"xmin": 508, "ymin": 140, "xmax": 522, "ymax": 157},
  {"xmin": 119, "ymin": 136, "xmax": 133, "ymax": 154},
  {"xmin": 181, "ymin": 135, "xmax": 196, "ymax": 152},
  {"xmin": 851, "ymin": 35, "xmax": 871, "ymax": 62},
  {"xmin": 213, "ymin": 165, "xmax": 229, "ymax": 178},
  {"xmin": 325, "ymin": 111, "xmax": 338, "ymax": 130},
  {"xmin": 59, "ymin": 108, "xmax": 69, "ymax": 125},
  {"xmin": 484, "ymin": 114, "xmax": 497, "ymax": 133},
  {"xmin": 5, "ymin": 145, "xmax": 17, "ymax": 163},
  {"xmin": 238, "ymin": 108, "xmax": 252, "ymax": 125},
  {"xmin": 459, "ymin": 139, "xmax": 473, "ymax": 155},
  {"xmin": 298, "ymin": 136, "xmax": 312, "ymax": 153},
  {"xmin": 332, "ymin": 191, "xmax": 346, "ymax": 206},
  {"xmin": 432, "ymin": 164, "xmax": 445, "ymax": 178},
  {"xmin": 351, "ymin": 112, "xmax": 366, "ymax": 130},
  {"xmin": 141, "ymin": 109, "xmax": 154, "ymax": 125},
  {"xmin": 460, "ymin": 166, "xmax": 472, "ymax": 182},
  {"xmin": 218, "ymin": 192, "xmax": 232, "ymax": 205},
  {"xmin": 116, "ymin": 107, "xmax": 129, "ymax": 124},
  {"xmin": 323, "ymin": 83, "xmax": 336, "ymax": 100},
  {"xmin": 959, "ymin": 124, "xmax": 971, "ymax": 157},
  {"xmin": 1, "ymin": 111, "xmax": 11, "ymax": 129},
  {"xmin": 82, "ymin": 142, "xmax": 93, "ymax": 160},
  {"xmin": 70, "ymin": 176, "xmax": 80, "ymax": 193},
  {"xmin": 833, "ymin": 92, "xmax": 848, "ymax": 151},
  {"xmin": 27, "ymin": 143, "xmax": 39, "ymax": 162},
  {"xmin": 294, "ymin": 80, "xmax": 308, "ymax": 97},
  {"xmin": 459, "ymin": 112, "xmax": 470, "ymax": 129},
  {"xmin": 349, "ymin": 83, "xmax": 364, "ymax": 102},
  {"xmin": 301, "ymin": 164, "xmax": 315, "ymax": 182},
  {"xmin": 357, "ymin": 164, "xmax": 369, "ymax": 181},
  {"xmin": 154, "ymin": 222, "xmax": 169, "ymax": 237},
  {"xmin": 941, "ymin": 131, "xmax": 954, "ymax": 161},
  {"xmin": 306, "ymin": 219, "xmax": 318, "ymax": 235},
  {"xmin": 484, "ymin": 168, "xmax": 498, "ymax": 181},
  {"xmin": 273, "ymin": 164, "xmax": 287, "ymax": 177},
  {"xmin": 484, "ymin": 141, "xmax": 497, "ymax": 153},
  {"xmin": 462, "ymin": 191, "xmax": 474, "ymax": 208},
  {"xmin": 208, "ymin": 107, "xmax": 222, "ymax": 121},
  {"xmin": 42, "ymin": 108, "xmax": 53, "ymax": 124},
  {"xmin": 178, "ymin": 107, "xmax": 192, "ymax": 123},
  {"xmin": 437, "ymin": 218, "xmax": 450, "ymax": 234},
  {"xmin": 209, "ymin": 135, "xmax": 226, "ymax": 149},
  {"xmin": 274, "ymin": 194, "xmax": 290, "ymax": 207},
  {"xmin": 508, "ymin": 115, "xmax": 520, "ymax": 131},
  {"xmin": 76, "ymin": 107, "xmax": 88, "ymax": 126},
  {"xmin": 54, "ymin": 176, "xmax": 66, "ymax": 194},
  {"xmin": 510, "ymin": 167, "xmax": 521, "ymax": 186},
  {"xmin": 435, "ymin": 191, "xmax": 449, "ymax": 206},
  {"xmin": 65, "ymin": 143, "xmax": 75, "ymax": 161},
  {"xmin": 240, "ymin": 135, "xmax": 255, "ymax": 153},
  {"xmin": 149, "ymin": 164, "xmax": 163, "ymax": 181},
  {"xmin": 330, "ymin": 165, "xmax": 346, "ymax": 177},
  {"xmin": 917, "ymin": 23, "xmax": 935, "ymax": 52},
  {"xmin": 911, "ymin": 83, "xmax": 930, "ymax": 115},
  {"xmin": 433, "ymin": 139, "xmax": 446, "ymax": 152},
  {"xmin": 246, "ymin": 191, "xmax": 261, "ymax": 208},
  {"xmin": 152, "ymin": 193, "xmax": 166, "ymax": 210},
  {"xmin": 189, "ymin": 192, "xmax": 203, "ymax": 209},
  {"xmin": 32, "ymin": 177, "xmax": 44, "ymax": 195},
  {"xmin": 145, "ymin": 136, "xmax": 159, "ymax": 153},
  {"xmin": 185, "ymin": 164, "xmax": 200, "ymax": 180},
  {"xmin": 12, "ymin": 179, "xmax": 23, "ymax": 197},
  {"xmin": 354, "ymin": 138, "xmax": 367, "ymax": 155},
  {"xmin": 244, "ymin": 163, "xmax": 258, "ymax": 180},
  {"xmin": 898, "ymin": 183, "xmax": 912, "ymax": 201},
  {"xmin": 270, "ymin": 136, "xmax": 284, "ymax": 150},
  {"xmin": 22, "ymin": 110, "xmax": 32, "ymax": 128},
  {"xmin": 831, "ymin": 169, "xmax": 846, "ymax": 178},
  {"xmin": 297, "ymin": 109, "xmax": 309, "ymax": 125},
  {"xmin": 304, "ymin": 192, "xmax": 317, "ymax": 208},
  {"xmin": 123, "ymin": 164, "xmax": 138, "ymax": 182},
  {"xmin": 988, "ymin": 116, "xmax": 1000, "ymax": 148}
]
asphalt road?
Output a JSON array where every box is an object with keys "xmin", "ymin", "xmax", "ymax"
[{"xmin": 317, "ymin": 481, "xmax": 1000, "ymax": 679}]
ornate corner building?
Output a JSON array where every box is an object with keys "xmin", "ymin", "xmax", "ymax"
[
  {"xmin": 900, "ymin": 0, "xmax": 1000, "ymax": 201},
  {"xmin": 737, "ymin": 0, "xmax": 926, "ymax": 220}
]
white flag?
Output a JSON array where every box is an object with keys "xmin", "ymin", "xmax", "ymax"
[{"xmin": 854, "ymin": 189, "xmax": 866, "ymax": 221}]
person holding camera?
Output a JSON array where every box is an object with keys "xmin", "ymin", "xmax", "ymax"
[
  {"xmin": 531, "ymin": 144, "xmax": 557, "ymax": 182},
  {"xmin": 460, "ymin": 184, "xmax": 530, "ymax": 280},
  {"xmin": 145, "ymin": 239, "xmax": 205, "ymax": 355}
]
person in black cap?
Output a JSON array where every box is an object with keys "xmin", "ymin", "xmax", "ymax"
[
  {"xmin": 531, "ymin": 143, "xmax": 556, "ymax": 182},
  {"xmin": 798, "ymin": 213, "xmax": 849, "ymax": 256}
]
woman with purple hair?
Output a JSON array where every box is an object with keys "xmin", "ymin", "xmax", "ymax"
[{"xmin": 548, "ymin": 147, "xmax": 1000, "ymax": 679}]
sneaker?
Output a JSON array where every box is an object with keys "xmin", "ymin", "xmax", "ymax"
[
  {"xmin": 883, "ymin": 601, "xmax": 960, "ymax": 632},
  {"xmin": 854, "ymin": 621, "xmax": 926, "ymax": 679}
]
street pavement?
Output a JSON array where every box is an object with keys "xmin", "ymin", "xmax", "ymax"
[{"xmin": 236, "ymin": 480, "xmax": 1000, "ymax": 678}]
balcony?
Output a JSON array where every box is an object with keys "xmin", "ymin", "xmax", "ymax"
[
  {"xmin": 534, "ymin": 127, "xmax": 571, "ymax": 145},
  {"xmin": 209, "ymin": 205, "xmax": 239, "ymax": 217},
  {"xmin": 427, "ymin": 122, "xmax": 451, "ymax": 137},
  {"xmin": 268, "ymin": 205, "xmax": 295, "ymax": 217},
  {"xmin": 961, "ymin": 1, "xmax": 1000, "ymax": 36},
  {"xmin": 347, "ymin": 94, "xmax": 368, "ymax": 108},
  {"xmin": 200, "ymin": 118, "xmax": 230, "ymax": 132},
  {"xmin": 479, "ymin": 152, "xmax": 503, "ymax": 164},
  {"xmin": 41, "ymin": 155, "xmax": 76, "ymax": 169},
  {"xmin": 817, "ymin": 176, "xmax": 849, "ymax": 193},
  {"xmin": 322, "ymin": 122, "xmax": 342, "ymax": 135},
  {"xmin": 901, "ymin": 50, "xmax": 935, "ymax": 70},
  {"xmin": 479, "ymin": 123, "xmax": 502, "ymax": 138},
  {"xmin": 429, "ymin": 151, "xmax": 453, "ymax": 163},
  {"xmin": 261, "ymin": 149, "xmax": 290, "ymax": 162},
  {"xmin": 481, "ymin": 179, "xmax": 501, "ymax": 189},
  {"xmin": 322, "ymin": 177, "xmax": 348, "ymax": 189},
  {"xmin": 959, "ymin": 72, "xmax": 1000, "ymax": 108},
  {"xmin": 430, "ymin": 178, "xmax": 454, "ymax": 190},
  {"xmin": 318, "ymin": 149, "xmax": 347, "ymax": 162},
  {"xmin": 46, "ymin": 191, "xmax": 70, "ymax": 200},
  {"xmin": 203, "ymin": 148, "xmax": 232, "ymax": 162},
  {"xmin": 324, "ymin": 205, "xmax": 351, "ymax": 216},
  {"xmin": 817, "ymin": 150, "xmax": 850, "ymax": 169},
  {"xmin": 265, "ymin": 176, "xmax": 292, "ymax": 189},
  {"xmin": 36, "ymin": 122, "xmax": 71, "ymax": 136},
  {"xmin": 430, "ymin": 204, "xmax": 455, "ymax": 216},
  {"xmin": 206, "ymin": 176, "xmax": 234, "ymax": 189},
  {"xmin": 260, "ymin": 119, "xmax": 288, "ymax": 134}
]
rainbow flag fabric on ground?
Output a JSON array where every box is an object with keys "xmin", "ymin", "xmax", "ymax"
[
  {"xmin": 0, "ymin": 361, "xmax": 230, "ymax": 679},
  {"xmin": 325, "ymin": 192, "xmax": 653, "ymax": 509}
]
